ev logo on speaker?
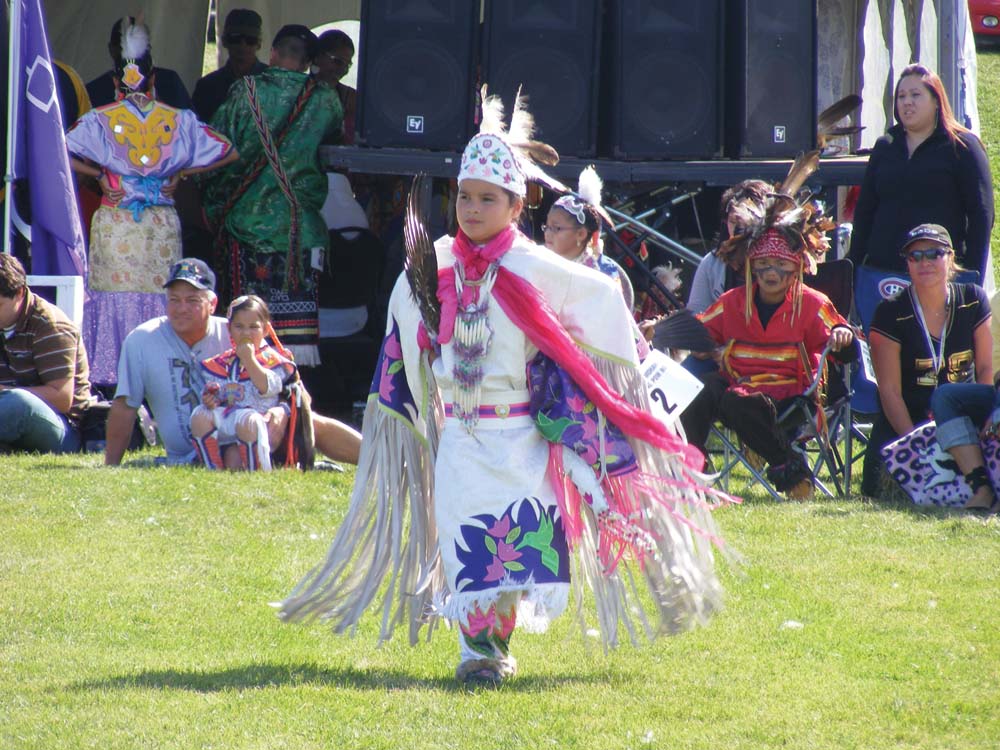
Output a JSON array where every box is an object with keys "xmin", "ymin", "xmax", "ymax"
[
  {"xmin": 773, "ymin": 126, "xmax": 786, "ymax": 143},
  {"xmin": 406, "ymin": 116, "xmax": 425, "ymax": 134}
]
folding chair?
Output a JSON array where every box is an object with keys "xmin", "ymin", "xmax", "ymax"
[{"xmin": 705, "ymin": 259, "xmax": 861, "ymax": 499}]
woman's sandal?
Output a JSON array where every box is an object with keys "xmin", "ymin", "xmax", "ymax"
[{"xmin": 963, "ymin": 488, "xmax": 998, "ymax": 516}]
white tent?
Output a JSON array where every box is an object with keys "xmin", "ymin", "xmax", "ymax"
[
  {"xmin": 45, "ymin": 0, "xmax": 360, "ymax": 94},
  {"xmin": 42, "ymin": 0, "xmax": 979, "ymax": 149}
]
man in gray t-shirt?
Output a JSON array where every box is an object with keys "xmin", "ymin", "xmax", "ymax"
[
  {"xmin": 114, "ymin": 313, "xmax": 230, "ymax": 463},
  {"xmin": 105, "ymin": 258, "xmax": 361, "ymax": 466}
]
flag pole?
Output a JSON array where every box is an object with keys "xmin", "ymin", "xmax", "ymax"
[{"xmin": 3, "ymin": 0, "xmax": 21, "ymax": 255}]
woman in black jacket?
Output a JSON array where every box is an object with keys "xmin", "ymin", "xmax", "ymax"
[{"xmin": 849, "ymin": 64, "xmax": 993, "ymax": 281}]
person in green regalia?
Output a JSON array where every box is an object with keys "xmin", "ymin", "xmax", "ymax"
[{"xmin": 201, "ymin": 24, "xmax": 343, "ymax": 365}]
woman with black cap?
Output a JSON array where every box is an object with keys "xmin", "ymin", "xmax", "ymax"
[{"xmin": 864, "ymin": 223, "xmax": 992, "ymax": 499}]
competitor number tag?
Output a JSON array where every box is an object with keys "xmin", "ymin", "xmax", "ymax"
[
  {"xmin": 859, "ymin": 339, "xmax": 878, "ymax": 384},
  {"xmin": 640, "ymin": 349, "xmax": 704, "ymax": 426},
  {"xmin": 311, "ymin": 247, "xmax": 324, "ymax": 272}
]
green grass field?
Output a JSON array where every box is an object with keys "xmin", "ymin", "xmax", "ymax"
[
  {"xmin": 3, "ymin": 451, "xmax": 999, "ymax": 749},
  {"xmin": 977, "ymin": 46, "xmax": 1000, "ymax": 283},
  {"xmin": 4, "ymin": 39, "xmax": 1000, "ymax": 750}
]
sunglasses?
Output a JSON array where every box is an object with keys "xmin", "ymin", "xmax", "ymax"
[
  {"xmin": 322, "ymin": 53, "xmax": 352, "ymax": 69},
  {"xmin": 904, "ymin": 247, "xmax": 950, "ymax": 263},
  {"xmin": 225, "ymin": 34, "xmax": 260, "ymax": 46},
  {"xmin": 751, "ymin": 263, "xmax": 797, "ymax": 278}
]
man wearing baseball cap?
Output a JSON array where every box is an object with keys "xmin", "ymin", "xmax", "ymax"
[
  {"xmin": 202, "ymin": 24, "xmax": 343, "ymax": 367},
  {"xmin": 104, "ymin": 259, "xmax": 360, "ymax": 467}
]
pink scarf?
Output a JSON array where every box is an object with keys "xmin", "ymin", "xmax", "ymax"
[{"xmin": 434, "ymin": 226, "xmax": 700, "ymax": 469}]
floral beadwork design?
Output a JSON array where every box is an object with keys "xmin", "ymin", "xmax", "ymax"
[
  {"xmin": 369, "ymin": 317, "xmax": 416, "ymax": 424},
  {"xmin": 455, "ymin": 498, "xmax": 569, "ymax": 592},
  {"xmin": 527, "ymin": 352, "xmax": 637, "ymax": 476},
  {"xmin": 459, "ymin": 602, "xmax": 517, "ymax": 659},
  {"xmin": 458, "ymin": 134, "xmax": 525, "ymax": 195}
]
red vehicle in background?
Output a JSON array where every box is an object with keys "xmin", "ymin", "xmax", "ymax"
[{"xmin": 970, "ymin": 0, "xmax": 1000, "ymax": 37}]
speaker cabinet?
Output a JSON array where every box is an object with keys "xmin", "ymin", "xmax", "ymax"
[
  {"xmin": 602, "ymin": 0, "xmax": 723, "ymax": 160},
  {"xmin": 357, "ymin": 0, "xmax": 479, "ymax": 150},
  {"xmin": 726, "ymin": 0, "xmax": 817, "ymax": 158},
  {"xmin": 481, "ymin": 0, "xmax": 602, "ymax": 157}
]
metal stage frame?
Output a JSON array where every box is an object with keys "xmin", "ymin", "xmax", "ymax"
[
  {"xmin": 323, "ymin": 145, "xmax": 870, "ymax": 314},
  {"xmin": 320, "ymin": 145, "xmax": 869, "ymax": 187}
]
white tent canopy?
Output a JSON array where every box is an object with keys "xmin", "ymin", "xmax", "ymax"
[
  {"xmin": 43, "ymin": 0, "xmax": 977, "ymax": 150},
  {"xmin": 45, "ymin": 0, "xmax": 360, "ymax": 94}
]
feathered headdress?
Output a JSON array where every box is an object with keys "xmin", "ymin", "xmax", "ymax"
[
  {"xmin": 457, "ymin": 85, "xmax": 567, "ymax": 196},
  {"xmin": 715, "ymin": 151, "xmax": 835, "ymax": 320},
  {"xmin": 553, "ymin": 165, "xmax": 613, "ymax": 233}
]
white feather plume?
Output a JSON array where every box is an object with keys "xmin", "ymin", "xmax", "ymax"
[
  {"xmin": 478, "ymin": 85, "xmax": 506, "ymax": 136},
  {"xmin": 473, "ymin": 83, "xmax": 567, "ymax": 193},
  {"xmin": 507, "ymin": 86, "xmax": 536, "ymax": 146},
  {"xmin": 577, "ymin": 166, "xmax": 603, "ymax": 208},
  {"xmin": 121, "ymin": 17, "xmax": 150, "ymax": 60}
]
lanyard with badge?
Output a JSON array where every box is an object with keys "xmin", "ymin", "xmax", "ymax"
[{"xmin": 910, "ymin": 283, "xmax": 951, "ymax": 379}]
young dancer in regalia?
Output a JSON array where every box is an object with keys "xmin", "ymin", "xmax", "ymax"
[{"xmin": 278, "ymin": 89, "xmax": 734, "ymax": 687}]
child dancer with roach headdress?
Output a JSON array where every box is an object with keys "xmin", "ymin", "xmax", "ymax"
[
  {"xmin": 278, "ymin": 87, "xmax": 735, "ymax": 687},
  {"xmin": 680, "ymin": 155, "xmax": 857, "ymax": 499}
]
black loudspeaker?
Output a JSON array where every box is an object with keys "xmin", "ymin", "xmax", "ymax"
[
  {"xmin": 481, "ymin": 0, "xmax": 601, "ymax": 157},
  {"xmin": 357, "ymin": 0, "xmax": 478, "ymax": 150},
  {"xmin": 602, "ymin": 0, "xmax": 723, "ymax": 160},
  {"xmin": 726, "ymin": 0, "xmax": 817, "ymax": 158}
]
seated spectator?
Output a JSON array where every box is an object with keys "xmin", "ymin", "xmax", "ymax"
[
  {"xmin": 192, "ymin": 9, "xmax": 267, "ymax": 123},
  {"xmin": 687, "ymin": 179, "xmax": 771, "ymax": 314},
  {"xmin": 191, "ymin": 294, "xmax": 298, "ymax": 471},
  {"xmin": 0, "ymin": 255, "xmax": 94, "ymax": 453},
  {"xmin": 679, "ymin": 199, "xmax": 854, "ymax": 500},
  {"xmin": 86, "ymin": 17, "xmax": 191, "ymax": 109},
  {"xmin": 104, "ymin": 259, "xmax": 362, "ymax": 467},
  {"xmin": 862, "ymin": 224, "xmax": 992, "ymax": 496},
  {"xmin": 313, "ymin": 29, "xmax": 356, "ymax": 144}
]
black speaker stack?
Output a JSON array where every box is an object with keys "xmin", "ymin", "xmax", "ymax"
[{"xmin": 356, "ymin": 0, "xmax": 817, "ymax": 160}]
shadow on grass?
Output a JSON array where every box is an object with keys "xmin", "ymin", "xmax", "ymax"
[
  {"xmin": 809, "ymin": 493, "xmax": 999, "ymax": 524},
  {"xmin": 72, "ymin": 662, "xmax": 600, "ymax": 693}
]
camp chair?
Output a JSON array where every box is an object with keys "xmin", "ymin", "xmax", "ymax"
[
  {"xmin": 306, "ymin": 226, "xmax": 387, "ymax": 416},
  {"xmin": 272, "ymin": 372, "xmax": 316, "ymax": 470},
  {"xmin": 706, "ymin": 259, "xmax": 861, "ymax": 499}
]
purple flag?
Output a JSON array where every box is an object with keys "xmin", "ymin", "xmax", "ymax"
[{"xmin": 10, "ymin": 0, "xmax": 87, "ymax": 276}]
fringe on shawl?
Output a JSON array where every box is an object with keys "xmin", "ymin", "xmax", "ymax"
[
  {"xmin": 558, "ymin": 354, "xmax": 742, "ymax": 650},
  {"xmin": 276, "ymin": 367, "xmax": 446, "ymax": 645}
]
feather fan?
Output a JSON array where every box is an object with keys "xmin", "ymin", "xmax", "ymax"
[
  {"xmin": 403, "ymin": 174, "xmax": 440, "ymax": 337},
  {"xmin": 817, "ymin": 94, "xmax": 862, "ymax": 134},
  {"xmin": 651, "ymin": 309, "xmax": 716, "ymax": 354}
]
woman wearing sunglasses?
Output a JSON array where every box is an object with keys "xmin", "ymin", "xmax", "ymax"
[
  {"xmin": 313, "ymin": 30, "xmax": 356, "ymax": 144},
  {"xmin": 863, "ymin": 223, "xmax": 993, "ymax": 500}
]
